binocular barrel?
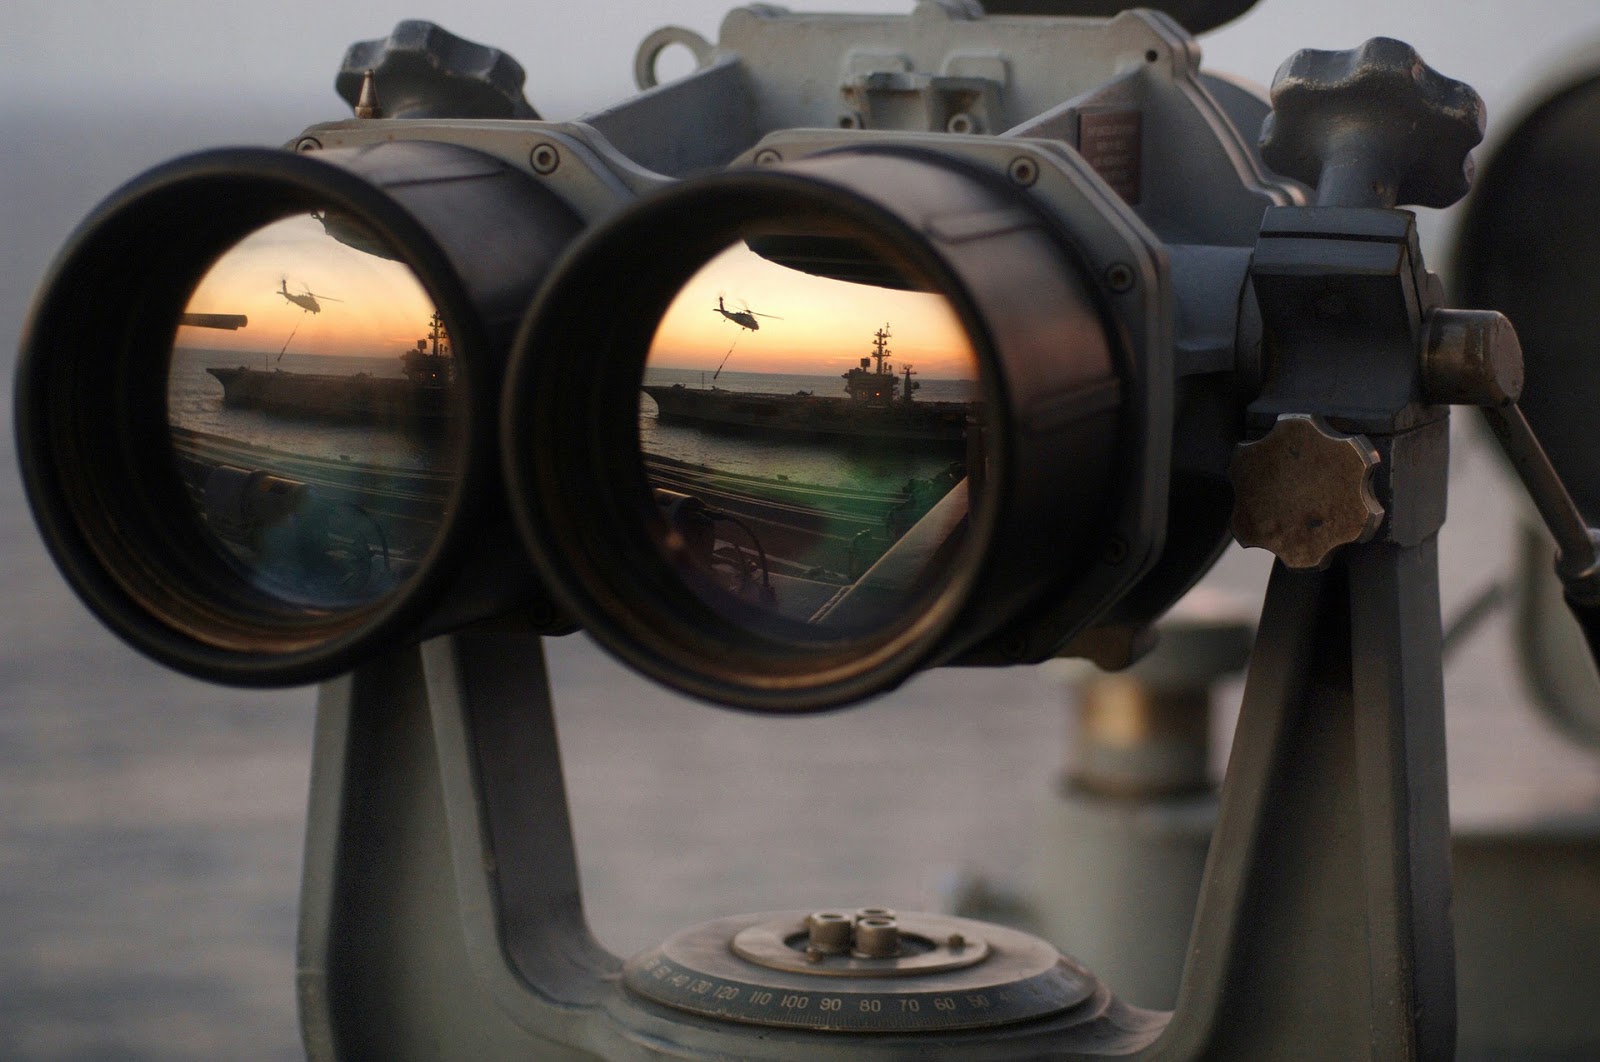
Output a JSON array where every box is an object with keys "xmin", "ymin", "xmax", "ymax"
[
  {"xmin": 15, "ymin": 143, "xmax": 581, "ymax": 684},
  {"xmin": 17, "ymin": 115, "xmax": 1189, "ymax": 706},
  {"xmin": 505, "ymin": 148, "xmax": 1150, "ymax": 709}
]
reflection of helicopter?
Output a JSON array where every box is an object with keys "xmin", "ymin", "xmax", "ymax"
[
  {"xmin": 276, "ymin": 277, "xmax": 343, "ymax": 315},
  {"xmin": 712, "ymin": 296, "xmax": 781, "ymax": 331}
]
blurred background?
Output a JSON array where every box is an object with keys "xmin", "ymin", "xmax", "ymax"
[{"xmin": 7, "ymin": 0, "xmax": 1600, "ymax": 1056}]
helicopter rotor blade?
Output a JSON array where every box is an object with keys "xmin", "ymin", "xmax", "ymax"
[{"xmin": 750, "ymin": 312, "xmax": 783, "ymax": 319}]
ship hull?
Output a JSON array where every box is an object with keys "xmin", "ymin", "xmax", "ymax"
[
  {"xmin": 207, "ymin": 366, "xmax": 450, "ymax": 429},
  {"xmin": 641, "ymin": 384, "xmax": 970, "ymax": 444}
]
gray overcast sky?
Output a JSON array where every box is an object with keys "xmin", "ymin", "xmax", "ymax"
[
  {"xmin": 6, "ymin": 0, "xmax": 1600, "ymax": 273},
  {"xmin": 8, "ymin": 0, "xmax": 1600, "ymax": 127}
]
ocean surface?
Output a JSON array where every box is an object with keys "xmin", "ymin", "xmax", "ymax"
[{"xmin": 7, "ymin": 102, "xmax": 1600, "ymax": 1061}]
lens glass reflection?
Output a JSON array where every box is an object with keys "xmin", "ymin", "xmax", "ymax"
[
  {"xmin": 640, "ymin": 234, "xmax": 982, "ymax": 638},
  {"xmin": 167, "ymin": 212, "xmax": 460, "ymax": 610}
]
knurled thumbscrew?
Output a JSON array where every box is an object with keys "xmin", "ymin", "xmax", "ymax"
[
  {"xmin": 337, "ymin": 20, "xmax": 539, "ymax": 120},
  {"xmin": 1259, "ymin": 37, "xmax": 1485, "ymax": 209}
]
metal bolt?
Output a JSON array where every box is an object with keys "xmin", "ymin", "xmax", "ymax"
[
  {"xmin": 853, "ymin": 917, "xmax": 901, "ymax": 958},
  {"xmin": 1007, "ymin": 156, "xmax": 1039, "ymax": 186},
  {"xmin": 804, "ymin": 945, "xmax": 825, "ymax": 963},
  {"xmin": 753, "ymin": 148, "xmax": 782, "ymax": 166},
  {"xmin": 947, "ymin": 933, "xmax": 967, "ymax": 950},
  {"xmin": 530, "ymin": 143, "xmax": 560, "ymax": 175},
  {"xmin": 839, "ymin": 112, "xmax": 863, "ymax": 130},
  {"xmin": 1105, "ymin": 263, "xmax": 1136, "ymax": 293},
  {"xmin": 353, "ymin": 69, "xmax": 383, "ymax": 119},
  {"xmin": 295, "ymin": 137, "xmax": 322, "ymax": 153},
  {"xmin": 806, "ymin": 911, "xmax": 854, "ymax": 954},
  {"xmin": 946, "ymin": 112, "xmax": 979, "ymax": 135}
]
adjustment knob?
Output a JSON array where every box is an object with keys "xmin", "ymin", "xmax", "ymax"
[
  {"xmin": 336, "ymin": 20, "xmax": 539, "ymax": 120},
  {"xmin": 1260, "ymin": 37, "xmax": 1484, "ymax": 208},
  {"xmin": 1231, "ymin": 414, "xmax": 1384, "ymax": 571}
]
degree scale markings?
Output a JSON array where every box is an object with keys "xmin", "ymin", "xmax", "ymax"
[
  {"xmin": 620, "ymin": 910, "xmax": 1095, "ymax": 1034},
  {"xmin": 631, "ymin": 954, "xmax": 1060, "ymax": 1032}
]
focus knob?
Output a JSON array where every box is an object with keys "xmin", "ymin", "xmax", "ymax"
[
  {"xmin": 1231, "ymin": 414, "xmax": 1384, "ymax": 571},
  {"xmin": 1260, "ymin": 37, "xmax": 1484, "ymax": 208},
  {"xmin": 336, "ymin": 21, "xmax": 539, "ymax": 120}
]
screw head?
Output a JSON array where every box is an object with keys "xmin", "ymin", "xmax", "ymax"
[
  {"xmin": 529, "ymin": 142, "xmax": 560, "ymax": 174},
  {"xmin": 1105, "ymin": 263, "xmax": 1136, "ymax": 293},
  {"xmin": 753, "ymin": 148, "xmax": 782, "ymax": 166},
  {"xmin": 1007, "ymin": 156, "xmax": 1039, "ymax": 186},
  {"xmin": 295, "ymin": 137, "xmax": 322, "ymax": 153},
  {"xmin": 946, "ymin": 112, "xmax": 979, "ymax": 135}
]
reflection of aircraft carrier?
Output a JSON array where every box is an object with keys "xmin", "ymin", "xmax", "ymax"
[
  {"xmin": 205, "ymin": 312, "xmax": 454, "ymax": 431},
  {"xmin": 642, "ymin": 326, "xmax": 973, "ymax": 445}
]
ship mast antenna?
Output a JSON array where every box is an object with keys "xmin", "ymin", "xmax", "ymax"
[
  {"xmin": 871, "ymin": 324, "xmax": 892, "ymax": 376},
  {"xmin": 427, "ymin": 310, "xmax": 450, "ymax": 357}
]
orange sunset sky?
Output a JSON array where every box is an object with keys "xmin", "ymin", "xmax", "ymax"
[
  {"xmin": 175, "ymin": 213, "xmax": 436, "ymax": 359},
  {"xmin": 648, "ymin": 241, "xmax": 978, "ymax": 380}
]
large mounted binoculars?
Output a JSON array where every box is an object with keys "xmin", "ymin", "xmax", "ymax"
[{"xmin": 15, "ymin": 1, "xmax": 1600, "ymax": 1058}]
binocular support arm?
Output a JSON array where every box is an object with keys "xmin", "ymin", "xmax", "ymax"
[
  {"xmin": 297, "ymin": 630, "xmax": 617, "ymax": 1059},
  {"xmin": 1154, "ymin": 539, "xmax": 1454, "ymax": 1060}
]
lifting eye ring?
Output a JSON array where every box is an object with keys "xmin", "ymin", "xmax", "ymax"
[{"xmin": 633, "ymin": 26, "xmax": 717, "ymax": 90}]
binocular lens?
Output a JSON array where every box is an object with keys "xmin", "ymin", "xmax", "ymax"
[
  {"xmin": 507, "ymin": 150, "xmax": 1136, "ymax": 710},
  {"xmin": 168, "ymin": 212, "xmax": 460, "ymax": 611},
  {"xmin": 18, "ymin": 143, "xmax": 584, "ymax": 685},
  {"xmin": 639, "ymin": 236, "xmax": 982, "ymax": 637}
]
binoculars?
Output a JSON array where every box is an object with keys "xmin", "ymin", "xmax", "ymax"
[
  {"xmin": 17, "ymin": 2, "xmax": 1600, "ymax": 1057},
  {"xmin": 15, "ymin": 2, "xmax": 1338, "ymax": 713},
  {"xmin": 18, "ymin": 6, "xmax": 1209, "ymax": 711}
]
